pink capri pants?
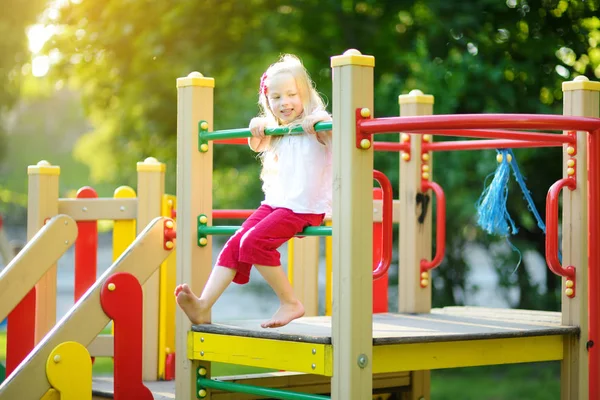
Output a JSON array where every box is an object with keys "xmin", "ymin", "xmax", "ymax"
[{"xmin": 216, "ymin": 204, "xmax": 325, "ymax": 284}]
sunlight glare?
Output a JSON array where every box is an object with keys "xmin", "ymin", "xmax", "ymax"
[
  {"xmin": 28, "ymin": 24, "xmax": 56, "ymax": 54},
  {"xmin": 32, "ymin": 56, "xmax": 50, "ymax": 77}
]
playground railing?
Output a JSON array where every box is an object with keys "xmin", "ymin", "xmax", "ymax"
[
  {"xmin": 0, "ymin": 215, "xmax": 77, "ymax": 323},
  {"xmin": 0, "ymin": 216, "xmax": 175, "ymax": 400}
]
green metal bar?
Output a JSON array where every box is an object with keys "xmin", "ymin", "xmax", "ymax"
[
  {"xmin": 197, "ymin": 377, "xmax": 331, "ymax": 400},
  {"xmin": 199, "ymin": 225, "xmax": 332, "ymax": 237},
  {"xmin": 200, "ymin": 121, "xmax": 333, "ymax": 141}
]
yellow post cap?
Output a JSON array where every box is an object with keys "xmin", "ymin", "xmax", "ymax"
[
  {"xmin": 331, "ymin": 49, "xmax": 375, "ymax": 68},
  {"xmin": 28, "ymin": 160, "xmax": 61, "ymax": 176},
  {"xmin": 399, "ymin": 89, "xmax": 435, "ymax": 105},
  {"xmin": 177, "ymin": 71, "xmax": 215, "ymax": 88},
  {"xmin": 562, "ymin": 75, "xmax": 600, "ymax": 92},
  {"xmin": 137, "ymin": 156, "xmax": 166, "ymax": 172}
]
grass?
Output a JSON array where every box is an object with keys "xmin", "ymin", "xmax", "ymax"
[{"xmin": 0, "ymin": 330, "xmax": 562, "ymax": 398}]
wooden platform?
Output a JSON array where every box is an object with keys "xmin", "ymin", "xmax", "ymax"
[
  {"xmin": 93, "ymin": 307, "xmax": 578, "ymax": 399},
  {"xmin": 189, "ymin": 307, "xmax": 579, "ymax": 375}
]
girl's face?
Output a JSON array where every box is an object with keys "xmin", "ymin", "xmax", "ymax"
[{"xmin": 267, "ymin": 72, "xmax": 304, "ymax": 124}]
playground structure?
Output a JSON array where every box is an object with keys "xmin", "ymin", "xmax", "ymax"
[
  {"xmin": 175, "ymin": 50, "xmax": 600, "ymax": 400},
  {"xmin": 0, "ymin": 49, "xmax": 597, "ymax": 399}
]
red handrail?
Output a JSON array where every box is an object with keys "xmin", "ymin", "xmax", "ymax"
[
  {"xmin": 545, "ymin": 178, "xmax": 576, "ymax": 285},
  {"xmin": 420, "ymin": 181, "xmax": 446, "ymax": 274},
  {"xmin": 213, "ymin": 209, "xmax": 254, "ymax": 219},
  {"xmin": 372, "ymin": 170, "xmax": 393, "ymax": 280}
]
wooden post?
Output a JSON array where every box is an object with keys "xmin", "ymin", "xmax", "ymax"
[
  {"xmin": 398, "ymin": 90, "xmax": 434, "ymax": 314},
  {"xmin": 136, "ymin": 157, "xmax": 166, "ymax": 380},
  {"xmin": 28, "ymin": 160, "xmax": 60, "ymax": 343},
  {"xmin": 561, "ymin": 76, "xmax": 599, "ymax": 400},
  {"xmin": 288, "ymin": 237, "xmax": 320, "ymax": 316},
  {"xmin": 330, "ymin": 49, "xmax": 374, "ymax": 400},
  {"xmin": 398, "ymin": 90, "xmax": 434, "ymax": 400},
  {"xmin": 176, "ymin": 72, "xmax": 215, "ymax": 399}
]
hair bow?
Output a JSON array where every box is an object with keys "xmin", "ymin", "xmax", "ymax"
[{"xmin": 259, "ymin": 73, "xmax": 268, "ymax": 95}]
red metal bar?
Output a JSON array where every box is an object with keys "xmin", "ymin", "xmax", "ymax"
[
  {"xmin": 213, "ymin": 209, "xmax": 254, "ymax": 219},
  {"xmin": 101, "ymin": 273, "xmax": 153, "ymax": 400},
  {"xmin": 372, "ymin": 188, "xmax": 388, "ymax": 313},
  {"xmin": 75, "ymin": 187, "xmax": 98, "ymax": 301},
  {"xmin": 545, "ymin": 178, "xmax": 576, "ymax": 284},
  {"xmin": 358, "ymin": 114, "xmax": 600, "ymax": 140},
  {"xmin": 214, "ymin": 138, "xmax": 247, "ymax": 145},
  {"xmin": 372, "ymin": 170, "xmax": 393, "ymax": 280},
  {"xmin": 588, "ymin": 129, "xmax": 600, "ymax": 400},
  {"xmin": 373, "ymin": 142, "xmax": 411, "ymax": 152},
  {"xmin": 420, "ymin": 181, "xmax": 446, "ymax": 274},
  {"xmin": 423, "ymin": 139, "xmax": 563, "ymax": 152},
  {"xmin": 6, "ymin": 288, "xmax": 35, "ymax": 376}
]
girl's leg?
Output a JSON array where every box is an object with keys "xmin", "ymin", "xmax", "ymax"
[
  {"xmin": 254, "ymin": 264, "xmax": 304, "ymax": 328},
  {"xmin": 239, "ymin": 208, "xmax": 324, "ymax": 328},
  {"xmin": 175, "ymin": 205, "xmax": 275, "ymax": 324},
  {"xmin": 175, "ymin": 266, "xmax": 236, "ymax": 324}
]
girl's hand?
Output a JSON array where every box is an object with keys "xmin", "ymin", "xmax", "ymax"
[
  {"xmin": 302, "ymin": 111, "xmax": 331, "ymax": 135},
  {"xmin": 250, "ymin": 117, "xmax": 268, "ymax": 138}
]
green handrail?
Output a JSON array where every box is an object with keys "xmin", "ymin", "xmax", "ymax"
[
  {"xmin": 198, "ymin": 120, "xmax": 332, "ymax": 149},
  {"xmin": 200, "ymin": 225, "xmax": 331, "ymax": 237},
  {"xmin": 197, "ymin": 377, "xmax": 330, "ymax": 400},
  {"xmin": 197, "ymin": 223, "xmax": 331, "ymax": 246}
]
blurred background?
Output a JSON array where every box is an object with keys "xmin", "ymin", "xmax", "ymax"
[{"xmin": 1, "ymin": 0, "xmax": 599, "ymax": 398}]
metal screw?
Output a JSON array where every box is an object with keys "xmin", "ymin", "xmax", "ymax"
[
  {"xmin": 312, "ymin": 348, "xmax": 316, "ymax": 355},
  {"xmin": 357, "ymin": 354, "xmax": 368, "ymax": 368},
  {"xmin": 120, "ymin": 206, "xmax": 126, "ymax": 211},
  {"xmin": 201, "ymin": 337, "xmax": 204, "ymax": 342},
  {"xmin": 65, "ymin": 241, "xmax": 69, "ymax": 245},
  {"xmin": 311, "ymin": 364, "xmax": 316, "ymax": 370},
  {"xmin": 82, "ymin": 207, "xmax": 88, "ymax": 212},
  {"xmin": 200, "ymin": 351, "xmax": 204, "ymax": 356}
]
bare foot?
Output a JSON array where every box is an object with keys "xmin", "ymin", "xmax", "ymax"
[
  {"xmin": 174, "ymin": 284, "xmax": 210, "ymax": 324},
  {"xmin": 261, "ymin": 300, "xmax": 305, "ymax": 328}
]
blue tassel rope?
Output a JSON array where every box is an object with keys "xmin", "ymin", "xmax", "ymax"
[{"xmin": 476, "ymin": 149, "xmax": 518, "ymax": 237}]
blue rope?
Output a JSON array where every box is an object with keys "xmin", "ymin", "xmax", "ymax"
[
  {"xmin": 476, "ymin": 149, "xmax": 518, "ymax": 237},
  {"xmin": 507, "ymin": 149, "xmax": 546, "ymax": 232},
  {"xmin": 476, "ymin": 148, "xmax": 561, "ymax": 272}
]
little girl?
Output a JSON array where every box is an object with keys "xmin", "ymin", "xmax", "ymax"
[{"xmin": 176, "ymin": 54, "xmax": 332, "ymax": 328}]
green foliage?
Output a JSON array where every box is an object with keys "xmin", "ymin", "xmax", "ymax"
[
  {"xmin": 31, "ymin": 0, "xmax": 600, "ymax": 308},
  {"xmin": 0, "ymin": 0, "xmax": 47, "ymax": 163}
]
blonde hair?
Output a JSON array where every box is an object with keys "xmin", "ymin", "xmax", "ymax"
[{"xmin": 258, "ymin": 54, "xmax": 327, "ymax": 130}]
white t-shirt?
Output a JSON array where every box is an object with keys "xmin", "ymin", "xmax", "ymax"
[{"xmin": 260, "ymin": 132, "xmax": 332, "ymax": 215}]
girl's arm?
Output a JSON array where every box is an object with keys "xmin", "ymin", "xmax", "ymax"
[
  {"xmin": 248, "ymin": 117, "xmax": 271, "ymax": 152},
  {"xmin": 248, "ymin": 135, "xmax": 271, "ymax": 152},
  {"xmin": 302, "ymin": 110, "xmax": 332, "ymax": 145}
]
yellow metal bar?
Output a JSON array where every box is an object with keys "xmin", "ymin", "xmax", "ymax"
[
  {"xmin": 112, "ymin": 186, "xmax": 137, "ymax": 261},
  {"xmin": 373, "ymin": 335, "xmax": 564, "ymax": 373},
  {"xmin": 324, "ymin": 220, "xmax": 332, "ymax": 316},
  {"xmin": 158, "ymin": 194, "xmax": 177, "ymax": 379},
  {"xmin": 188, "ymin": 332, "xmax": 333, "ymax": 376}
]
